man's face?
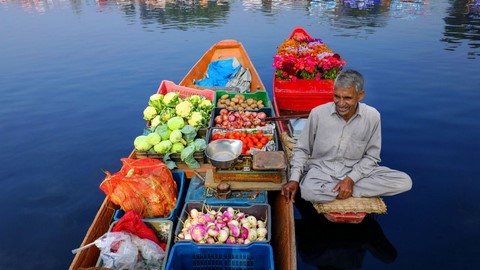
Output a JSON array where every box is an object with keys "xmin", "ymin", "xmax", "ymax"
[{"xmin": 333, "ymin": 86, "xmax": 364, "ymax": 121}]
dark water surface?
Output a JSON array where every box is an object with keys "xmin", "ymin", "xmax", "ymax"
[{"xmin": 1, "ymin": 0, "xmax": 480, "ymax": 269}]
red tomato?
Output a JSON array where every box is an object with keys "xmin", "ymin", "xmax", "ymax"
[
  {"xmin": 256, "ymin": 142, "xmax": 263, "ymax": 148},
  {"xmin": 260, "ymin": 137, "xmax": 268, "ymax": 145},
  {"xmin": 256, "ymin": 131, "xmax": 263, "ymax": 139}
]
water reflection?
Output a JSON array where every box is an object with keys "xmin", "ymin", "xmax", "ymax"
[
  {"xmin": 442, "ymin": 0, "xmax": 480, "ymax": 58},
  {"xmin": 296, "ymin": 214, "xmax": 397, "ymax": 269}
]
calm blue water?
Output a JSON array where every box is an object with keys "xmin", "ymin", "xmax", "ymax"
[{"xmin": 1, "ymin": 0, "xmax": 479, "ymax": 269}]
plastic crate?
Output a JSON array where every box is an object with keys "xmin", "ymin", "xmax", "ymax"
[
  {"xmin": 157, "ymin": 80, "xmax": 215, "ymax": 100},
  {"xmin": 207, "ymin": 124, "xmax": 279, "ymax": 155},
  {"xmin": 97, "ymin": 219, "xmax": 174, "ymax": 270},
  {"xmin": 210, "ymin": 107, "xmax": 274, "ymax": 128},
  {"xmin": 174, "ymin": 202, "xmax": 271, "ymax": 245},
  {"xmin": 166, "ymin": 242, "xmax": 274, "ymax": 270},
  {"xmin": 185, "ymin": 173, "xmax": 268, "ymax": 205},
  {"xmin": 114, "ymin": 170, "xmax": 186, "ymax": 223},
  {"xmin": 214, "ymin": 90, "xmax": 271, "ymax": 110},
  {"xmin": 135, "ymin": 150, "xmax": 205, "ymax": 163},
  {"xmin": 273, "ymin": 77, "xmax": 334, "ymax": 112}
]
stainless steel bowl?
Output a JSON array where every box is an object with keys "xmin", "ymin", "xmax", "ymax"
[{"xmin": 205, "ymin": 139, "xmax": 243, "ymax": 169}]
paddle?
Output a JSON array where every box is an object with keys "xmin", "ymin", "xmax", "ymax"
[{"xmin": 263, "ymin": 113, "xmax": 310, "ymax": 122}]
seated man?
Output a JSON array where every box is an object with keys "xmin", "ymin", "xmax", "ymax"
[{"xmin": 281, "ymin": 69, "xmax": 412, "ymax": 210}]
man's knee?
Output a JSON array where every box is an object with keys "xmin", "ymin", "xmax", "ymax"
[{"xmin": 396, "ymin": 172, "xmax": 412, "ymax": 193}]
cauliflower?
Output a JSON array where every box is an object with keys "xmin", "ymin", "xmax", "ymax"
[
  {"xmin": 163, "ymin": 92, "xmax": 180, "ymax": 107},
  {"xmin": 148, "ymin": 93, "xmax": 164, "ymax": 112},
  {"xmin": 188, "ymin": 111, "xmax": 204, "ymax": 127},
  {"xmin": 150, "ymin": 115, "xmax": 162, "ymax": 128},
  {"xmin": 186, "ymin": 95, "xmax": 202, "ymax": 107},
  {"xmin": 176, "ymin": 100, "xmax": 193, "ymax": 118},
  {"xmin": 143, "ymin": 106, "xmax": 158, "ymax": 121},
  {"xmin": 198, "ymin": 99, "xmax": 213, "ymax": 111},
  {"xmin": 160, "ymin": 107, "xmax": 176, "ymax": 123}
]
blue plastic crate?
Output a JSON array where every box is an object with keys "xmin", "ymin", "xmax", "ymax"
[
  {"xmin": 185, "ymin": 174, "xmax": 268, "ymax": 205},
  {"xmin": 114, "ymin": 170, "xmax": 186, "ymax": 223},
  {"xmin": 175, "ymin": 202, "xmax": 271, "ymax": 245},
  {"xmin": 166, "ymin": 242, "xmax": 274, "ymax": 270}
]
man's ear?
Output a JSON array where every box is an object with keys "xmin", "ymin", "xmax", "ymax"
[{"xmin": 358, "ymin": 90, "xmax": 365, "ymax": 101}]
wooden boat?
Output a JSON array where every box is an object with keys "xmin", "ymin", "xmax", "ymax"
[
  {"xmin": 272, "ymin": 27, "xmax": 368, "ymax": 224},
  {"xmin": 179, "ymin": 39, "xmax": 266, "ymax": 92},
  {"xmin": 70, "ymin": 40, "xmax": 296, "ymax": 270}
]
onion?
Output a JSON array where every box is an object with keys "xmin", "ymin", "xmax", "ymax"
[
  {"xmin": 257, "ymin": 112, "xmax": 267, "ymax": 119},
  {"xmin": 214, "ymin": 115, "xmax": 222, "ymax": 124},
  {"xmin": 228, "ymin": 114, "xmax": 236, "ymax": 122},
  {"xmin": 220, "ymin": 109, "xmax": 228, "ymax": 115}
]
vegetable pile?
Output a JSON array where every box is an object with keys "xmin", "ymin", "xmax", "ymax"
[
  {"xmin": 216, "ymin": 93, "xmax": 266, "ymax": 110},
  {"xmin": 134, "ymin": 117, "xmax": 207, "ymax": 169},
  {"xmin": 211, "ymin": 129, "xmax": 275, "ymax": 155},
  {"xmin": 177, "ymin": 205, "xmax": 268, "ymax": 245},
  {"xmin": 143, "ymin": 92, "xmax": 213, "ymax": 129},
  {"xmin": 213, "ymin": 108, "xmax": 270, "ymax": 129}
]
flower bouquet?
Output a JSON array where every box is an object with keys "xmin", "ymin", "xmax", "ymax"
[
  {"xmin": 273, "ymin": 35, "xmax": 346, "ymax": 81},
  {"xmin": 272, "ymin": 27, "xmax": 347, "ymax": 112}
]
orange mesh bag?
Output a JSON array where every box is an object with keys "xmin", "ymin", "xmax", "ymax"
[{"xmin": 100, "ymin": 158, "xmax": 178, "ymax": 218}]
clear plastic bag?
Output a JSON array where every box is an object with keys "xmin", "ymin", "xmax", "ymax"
[{"xmin": 72, "ymin": 231, "xmax": 165, "ymax": 270}]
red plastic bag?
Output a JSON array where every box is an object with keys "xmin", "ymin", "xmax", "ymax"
[
  {"xmin": 112, "ymin": 210, "xmax": 166, "ymax": 250},
  {"xmin": 100, "ymin": 158, "xmax": 177, "ymax": 218}
]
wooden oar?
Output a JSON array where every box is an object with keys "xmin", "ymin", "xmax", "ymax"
[{"xmin": 263, "ymin": 113, "xmax": 309, "ymax": 122}]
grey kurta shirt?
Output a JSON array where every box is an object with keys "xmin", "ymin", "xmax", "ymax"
[{"xmin": 289, "ymin": 102, "xmax": 381, "ymax": 183}]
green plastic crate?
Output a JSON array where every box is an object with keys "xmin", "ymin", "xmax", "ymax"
[{"xmin": 214, "ymin": 90, "xmax": 271, "ymax": 110}]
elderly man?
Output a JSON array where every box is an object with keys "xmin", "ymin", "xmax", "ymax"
[{"xmin": 281, "ymin": 69, "xmax": 412, "ymax": 207}]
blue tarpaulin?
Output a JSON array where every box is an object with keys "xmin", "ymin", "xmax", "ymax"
[{"xmin": 195, "ymin": 58, "xmax": 241, "ymax": 87}]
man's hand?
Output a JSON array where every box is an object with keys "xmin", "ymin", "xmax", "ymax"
[
  {"xmin": 281, "ymin": 181, "xmax": 299, "ymax": 203},
  {"xmin": 332, "ymin": 176, "xmax": 354, "ymax": 200}
]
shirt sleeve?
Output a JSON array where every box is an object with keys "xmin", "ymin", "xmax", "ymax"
[
  {"xmin": 289, "ymin": 112, "xmax": 317, "ymax": 182},
  {"xmin": 347, "ymin": 114, "xmax": 382, "ymax": 183}
]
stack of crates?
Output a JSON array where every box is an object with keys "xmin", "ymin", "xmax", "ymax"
[{"xmin": 165, "ymin": 173, "xmax": 275, "ymax": 269}]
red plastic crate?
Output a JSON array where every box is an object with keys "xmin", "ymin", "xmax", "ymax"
[
  {"xmin": 273, "ymin": 77, "xmax": 334, "ymax": 111},
  {"xmin": 156, "ymin": 80, "xmax": 215, "ymax": 100},
  {"xmin": 323, "ymin": 212, "xmax": 366, "ymax": 224}
]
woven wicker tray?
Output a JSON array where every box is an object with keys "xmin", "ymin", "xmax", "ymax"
[{"xmin": 313, "ymin": 197, "xmax": 387, "ymax": 214}]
